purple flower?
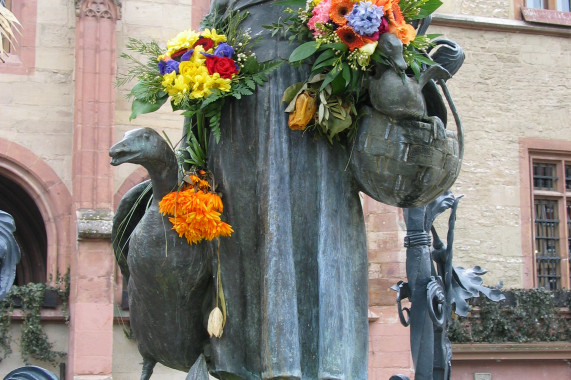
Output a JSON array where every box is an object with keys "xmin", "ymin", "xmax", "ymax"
[
  {"xmin": 346, "ymin": 1, "xmax": 383, "ymax": 36},
  {"xmin": 158, "ymin": 59, "xmax": 180, "ymax": 75},
  {"xmin": 180, "ymin": 49, "xmax": 194, "ymax": 61},
  {"xmin": 214, "ymin": 43, "xmax": 235, "ymax": 58}
]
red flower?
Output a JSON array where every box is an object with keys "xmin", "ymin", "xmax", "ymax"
[
  {"xmin": 194, "ymin": 37, "xmax": 215, "ymax": 51},
  {"xmin": 205, "ymin": 56, "xmax": 239, "ymax": 79},
  {"xmin": 336, "ymin": 25, "xmax": 365, "ymax": 51}
]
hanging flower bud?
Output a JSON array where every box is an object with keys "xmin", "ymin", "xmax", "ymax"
[
  {"xmin": 288, "ymin": 92, "xmax": 317, "ymax": 131},
  {"xmin": 207, "ymin": 307, "xmax": 225, "ymax": 338}
]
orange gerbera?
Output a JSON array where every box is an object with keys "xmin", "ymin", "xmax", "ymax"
[
  {"xmin": 329, "ymin": 0, "xmax": 354, "ymax": 26},
  {"xmin": 371, "ymin": 0, "xmax": 389, "ymax": 7},
  {"xmin": 381, "ymin": 0, "xmax": 404, "ymax": 25},
  {"xmin": 336, "ymin": 25, "xmax": 365, "ymax": 51},
  {"xmin": 159, "ymin": 185, "xmax": 233, "ymax": 245},
  {"xmin": 389, "ymin": 22, "xmax": 416, "ymax": 45}
]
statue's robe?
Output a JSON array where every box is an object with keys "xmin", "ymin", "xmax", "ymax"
[{"xmin": 206, "ymin": 1, "xmax": 371, "ymax": 378}]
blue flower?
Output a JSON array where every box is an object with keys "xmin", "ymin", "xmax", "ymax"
[
  {"xmin": 346, "ymin": 1, "xmax": 383, "ymax": 36},
  {"xmin": 180, "ymin": 49, "xmax": 194, "ymax": 61},
  {"xmin": 214, "ymin": 42, "xmax": 234, "ymax": 58},
  {"xmin": 158, "ymin": 59, "xmax": 180, "ymax": 75}
]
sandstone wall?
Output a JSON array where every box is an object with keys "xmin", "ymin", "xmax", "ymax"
[
  {"xmin": 0, "ymin": 323, "xmax": 68, "ymax": 377},
  {"xmin": 0, "ymin": 0, "xmax": 75, "ymax": 191}
]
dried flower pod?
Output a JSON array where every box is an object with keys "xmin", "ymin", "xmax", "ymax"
[
  {"xmin": 288, "ymin": 92, "xmax": 317, "ymax": 131},
  {"xmin": 207, "ymin": 306, "xmax": 225, "ymax": 338}
]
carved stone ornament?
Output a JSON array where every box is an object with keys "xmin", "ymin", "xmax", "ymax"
[{"xmin": 75, "ymin": 0, "xmax": 121, "ymax": 20}]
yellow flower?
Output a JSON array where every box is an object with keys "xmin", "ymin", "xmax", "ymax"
[
  {"xmin": 200, "ymin": 29, "xmax": 227, "ymax": 44},
  {"xmin": 190, "ymin": 45, "xmax": 208, "ymax": 65},
  {"xmin": 165, "ymin": 29, "xmax": 200, "ymax": 57},
  {"xmin": 210, "ymin": 73, "xmax": 232, "ymax": 93},
  {"xmin": 190, "ymin": 71, "xmax": 215, "ymax": 99},
  {"xmin": 161, "ymin": 71, "xmax": 176, "ymax": 86}
]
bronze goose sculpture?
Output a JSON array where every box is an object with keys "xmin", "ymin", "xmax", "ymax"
[
  {"xmin": 368, "ymin": 32, "xmax": 451, "ymax": 121},
  {"xmin": 110, "ymin": 128, "xmax": 211, "ymax": 380}
]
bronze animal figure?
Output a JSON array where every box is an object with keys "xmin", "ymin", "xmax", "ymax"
[{"xmin": 110, "ymin": 128, "xmax": 211, "ymax": 380}]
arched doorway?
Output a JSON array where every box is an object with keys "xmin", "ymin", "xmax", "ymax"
[{"xmin": 0, "ymin": 174, "xmax": 47, "ymax": 284}]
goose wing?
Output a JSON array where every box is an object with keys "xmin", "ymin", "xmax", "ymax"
[{"xmin": 112, "ymin": 180, "xmax": 152, "ymax": 278}]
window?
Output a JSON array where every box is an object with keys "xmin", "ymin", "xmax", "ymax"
[
  {"xmin": 0, "ymin": 0, "xmax": 36, "ymax": 75},
  {"xmin": 1, "ymin": 0, "xmax": 13, "ymax": 55},
  {"xmin": 526, "ymin": 0, "xmax": 571, "ymax": 12},
  {"xmin": 515, "ymin": 0, "xmax": 571, "ymax": 26},
  {"xmin": 530, "ymin": 157, "xmax": 571, "ymax": 290}
]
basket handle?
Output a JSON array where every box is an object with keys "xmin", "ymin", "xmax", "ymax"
[{"xmin": 437, "ymin": 79, "xmax": 464, "ymax": 160}]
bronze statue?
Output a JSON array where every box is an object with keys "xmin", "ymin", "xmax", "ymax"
[
  {"xmin": 110, "ymin": 1, "xmax": 471, "ymax": 379},
  {"xmin": 110, "ymin": 128, "xmax": 211, "ymax": 379}
]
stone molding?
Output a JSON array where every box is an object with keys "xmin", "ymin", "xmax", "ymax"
[
  {"xmin": 76, "ymin": 209, "xmax": 113, "ymax": 239},
  {"xmin": 451, "ymin": 341, "xmax": 571, "ymax": 361},
  {"xmin": 433, "ymin": 13, "xmax": 571, "ymax": 37},
  {"xmin": 75, "ymin": 0, "xmax": 121, "ymax": 20}
]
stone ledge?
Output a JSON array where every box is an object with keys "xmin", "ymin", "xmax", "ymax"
[
  {"xmin": 451, "ymin": 342, "xmax": 571, "ymax": 361},
  {"xmin": 77, "ymin": 209, "xmax": 113, "ymax": 240},
  {"xmin": 433, "ymin": 13, "xmax": 571, "ymax": 37}
]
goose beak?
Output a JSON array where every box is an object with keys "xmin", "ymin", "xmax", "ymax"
[
  {"xmin": 393, "ymin": 55, "xmax": 407, "ymax": 71},
  {"xmin": 109, "ymin": 143, "xmax": 141, "ymax": 166}
]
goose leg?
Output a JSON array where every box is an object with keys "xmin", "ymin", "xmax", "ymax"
[{"xmin": 141, "ymin": 357, "xmax": 156, "ymax": 380}]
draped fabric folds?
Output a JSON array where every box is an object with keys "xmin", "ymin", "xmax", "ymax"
[{"xmin": 206, "ymin": 1, "xmax": 370, "ymax": 378}]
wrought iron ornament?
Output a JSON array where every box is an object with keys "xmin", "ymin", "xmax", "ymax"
[{"xmin": 393, "ymin": 192, "xmax": 505, "ymax": 380}]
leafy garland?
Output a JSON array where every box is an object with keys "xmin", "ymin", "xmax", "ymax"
[
  {"xmin": 449, "ymin": 289, "xmax": 571, "ymax": 343},
  {"xmin": 0, "ymin": 271, "xmax": 70, "ymax": 365}
]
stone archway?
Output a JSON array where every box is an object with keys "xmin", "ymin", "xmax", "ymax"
[{"xmin": 0, "ymin": 138, "xmax": 74, "ymax": 280}]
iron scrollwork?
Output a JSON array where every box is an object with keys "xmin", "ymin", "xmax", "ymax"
[{"xmin": 391, "ymin": 192, "xmax": 505, "ymax": 380}]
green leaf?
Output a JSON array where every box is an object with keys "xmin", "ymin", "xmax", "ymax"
[
  {"xmin": 129, "ymin": 95, "xmax": 168, "ymax": 120},
  {"xmin": 414, "ymin": 54, "xmax": 437, "ymax": 66},
  {"xmin": 325, "ymin": 113, "xmax": 352, "ymax": 138},
  {"xmin": 289, "ymin": 41, "xmax": 319, "ymax": 63},
  {"xmin": 411, "ymin": 60, "xmax": 421, "ymax": 79},
  {"xmin": 244, "ymin": 77, "xmax": 256, "ymax": 90},
  {"xmin": 319, "ymin": 66, "xmax": 341, "ymax": 92},
  {"xmin": 416, "ymin": 0, "xmax": 443, "ymax": 19},
  {"xmin": 241, "ymin": 56, "xmax": 260, "ymax": 75},
  {"xmin": 312, "ymin": 57, "xmax": 336, "ymax": 74},
  {"xmin": 330, "ymin": 73, "xmax": 346, "ymax": 95},
  {"xmin": 319, "ymin": 42, "xmax": 348, "ymax": 53},
  {"xmin": 341, "ymin": 63, "xmax": 351, "ymax": 86},
  {"xmin": 282, "ymin": 82, "xmax": 305, "ymax": 104},
  {"xmin": 313, "ymin": 49, "xmax": 336, "ymax": 67}
]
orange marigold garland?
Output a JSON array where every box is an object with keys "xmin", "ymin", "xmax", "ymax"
[{"xmin": 159, "ymin": 173, "xmax": 233, "ymax": 245}]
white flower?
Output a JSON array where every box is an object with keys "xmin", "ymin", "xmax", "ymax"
[
  {"xmin": 207, "ymin": 307, "xmax": 225, "ymax": 338},
  {"xmin": 358, "ymin": 41, "xmax": 378, "ymax": 56}
]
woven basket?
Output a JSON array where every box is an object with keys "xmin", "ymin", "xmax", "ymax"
[{"xmin": 350, "ymin": 107, "xmax": 462, "ymax": 208}]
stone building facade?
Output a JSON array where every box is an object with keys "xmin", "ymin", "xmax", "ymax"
[{"xmin": 0, "ymin": 0, "xmax": 569, "ymax": 379}]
